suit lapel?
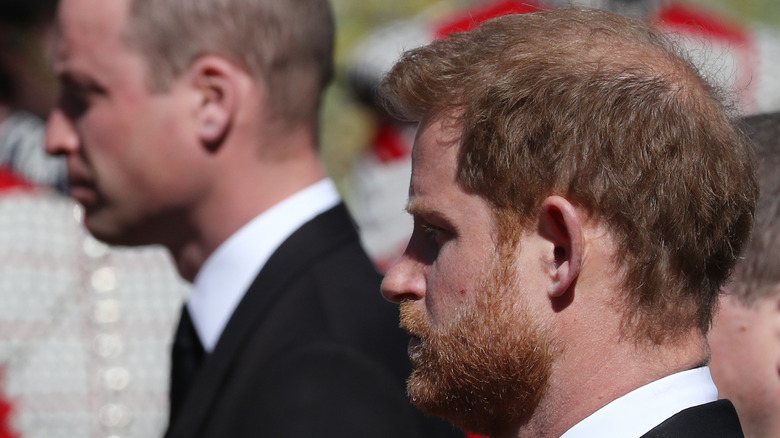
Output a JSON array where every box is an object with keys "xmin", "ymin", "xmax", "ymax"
[{"xmin": 166, "ymin": 203, "xmax": 360, "ymax": 437}]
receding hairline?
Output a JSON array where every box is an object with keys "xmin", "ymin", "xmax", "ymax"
[
  {"xmin": 382, "ymin": 7, "xmax": 756, "ymax": 342},
  {"xmin": 383, "ymin": 8, "xmax": 717, "ymax": 124}
]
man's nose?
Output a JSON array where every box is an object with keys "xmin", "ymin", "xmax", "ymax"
[
  {"xmin": 45, "ymin": 109, "xmax": 79, "ymax": 156},
  {"xmin": 381, "ymin": 255, "xmax": 426, "ymax": 304}
]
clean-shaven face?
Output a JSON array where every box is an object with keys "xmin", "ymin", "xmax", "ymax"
[{"xmin": 47, "ymin": 0, "xmax": 206, "ymax": 246}]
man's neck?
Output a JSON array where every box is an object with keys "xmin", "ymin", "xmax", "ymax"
[
  {"xmin": 507, "ymin": 333, "xmax": 709, "ymax": 438},
  {"xmin": 167, "ymin": 139, "xmax": 327, "ymax": 282}
]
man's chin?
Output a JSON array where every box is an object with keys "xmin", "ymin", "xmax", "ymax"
[
  {"xmin": 407, "ymin": 370, "xmax": 505, "ymax": 437},
  {"xmin": 402, "ymin": 306, "xmax": 555, "ymax": 436},
  {"xmin": 406, "ymin": 370, "xmax": 445, "ymax": 418},
  {"xmin": 84, "ymin": 227, "xmax": 132, "ymax": 246},
  {"xmin": 82, "ymin": 213, "xmax": 142, "ymax": 247}
]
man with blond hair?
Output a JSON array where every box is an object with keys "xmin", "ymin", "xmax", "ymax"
[
  {"xmin": 709, "ymin": 111, "xmax": 780, "ymax": 438},
  {"xmin": 380, "ymin": 8, "xmax": 754, "ymax": 438},
  {"xmin": 46, "ymin": 0, "xmax": 462, "ymax": 437}
]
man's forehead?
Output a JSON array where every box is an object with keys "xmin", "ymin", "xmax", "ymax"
[
  {"xmin": 53, "ymin": 0, "xmax": 140, "ymax": 84},
  {"xmin": 56, "ymin": 0, "xmax": 130, "ymax": 55},
  {"xmin": 414, "ymin": 113, "xmax": 462, "ymax": 148},
  {"xmin": 410, "ymin": 114, "xmax": 461, "ymax": 172}
]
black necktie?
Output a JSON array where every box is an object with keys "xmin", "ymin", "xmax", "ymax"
[{"xmin": 169, "ymin": 306, "xmax": 206, "ymax": 424}]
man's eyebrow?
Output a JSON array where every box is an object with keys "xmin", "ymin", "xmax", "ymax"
[
  {"xmin": 406, "ymin": 201, "xmax": 454, "ymax": 228},
  {"xmin": 405, "ymin": 200, "xmax": 428, "ymax": 217},
  {"xmin": 56, "ymin": 70, "xmax": 106, "ymax": 93},
  {"xmin": 56, "ymin": 70, "xmax": 76, "ymax": 84},
  {"xmin": 54, "ymin": 68, "xmax": 84, "ymax": 86}
]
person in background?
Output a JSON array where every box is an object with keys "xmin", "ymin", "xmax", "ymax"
[
  {"xmin": 709, "ymin": 111, "xmax": 780, "ymax": 438},
  {"xmin": 380, "ymin": 7, "xmax": 755, "ymax": 438},
  {"xmin": 0, "ymin": 2, "xmax": 189, "ymax": 437},
  {"xmin": 46, "ymin": 0, "xmax": 461, "ymax": 437}
]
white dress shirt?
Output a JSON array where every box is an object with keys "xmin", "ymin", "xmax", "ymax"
[
  {"xmin": 186, "ymin": 179, "xmax": 341, "ymax": 352},
  {"xmin": 560, "ymin": 367, "xmax": 718, "ymax": 438}
]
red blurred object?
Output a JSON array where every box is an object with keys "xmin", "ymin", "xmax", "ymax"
[
  {"xmin": 373, "ymin": 123, "xmax": 410, "ymax": 163},
  {"xmin": 434, "ymin": 0, "xmax": 546, "ymax": 39},
  {"xmin": 0, "ymin": 371, "xmax": 19, "ymax": 438},
  {"xmin": 652, "ymin": 2, "xmax": 758, "ymax": 111},
  {"xmin": 655, "ymin": 3, "xmax": 748, "ymax": 43},
  {"xmin": 0, "ymin": 167, "xmax": 32, "ymax": 192}
]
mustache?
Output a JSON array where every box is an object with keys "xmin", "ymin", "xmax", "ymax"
[{"xmin": 399, "ymin": 300, "xmax": 430, "ymax": 338}]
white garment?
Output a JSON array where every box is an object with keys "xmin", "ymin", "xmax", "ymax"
[
  {"xmin": 0, "ymin": 188, "xmax": 189, "ymax": 438},
  {"xmin": 560, "ymin": 367, "xmax": 718, "ymax": 438},
  {"xmin": 186, "ymin": 179, "xmax": 340, "ymax": 352}
]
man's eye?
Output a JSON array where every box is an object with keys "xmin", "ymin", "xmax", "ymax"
[
  {"xmin": 59, "ymin": 87, "xmax": 90, "ymax": 119},
  {"xmin": 421, "ymin": 224, "xmax": 448, "ymax": 246},
  {"xmin": 405, "ymin": 221, "xmax": 448, "ymax": 264}
]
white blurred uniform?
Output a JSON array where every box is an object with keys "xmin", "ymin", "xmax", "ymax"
[{"xmin": 0, "ymin": 172, "xmax": 189, "ymax": 438}]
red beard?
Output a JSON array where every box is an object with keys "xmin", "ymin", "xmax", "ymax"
[{"xmin": 399, "ymin": 257, "xmax": 557, "ymax": 437}]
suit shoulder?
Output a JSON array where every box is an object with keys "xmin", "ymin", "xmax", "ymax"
[
  {"xmin": 219, "ymin": 342, "xmax": 427, "ymax": 438},
  {"xmin": 641, "ymin": 400, "xmax": 745, "ymax": 437}
]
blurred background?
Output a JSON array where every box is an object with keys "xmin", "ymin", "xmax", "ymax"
[
  {"xmin": 322, "ymin": 0, "xmax": 780, "ymax": 186},
  {"xmin": 326, "ymin": 0, "xmax": 780, "ymax": 268}
]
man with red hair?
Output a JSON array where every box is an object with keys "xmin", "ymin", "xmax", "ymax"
[{"xmin": 381, "ymin": 8, "xmax": 754, "ymax": 437}]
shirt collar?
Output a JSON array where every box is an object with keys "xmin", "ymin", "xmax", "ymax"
[
  {"xmin": 560, "ymin": 366, "xmax": 718, "ymax": 438},
  {"xmin": 186, "ymin": 178, "xmax": 340, "ymax": 352}
]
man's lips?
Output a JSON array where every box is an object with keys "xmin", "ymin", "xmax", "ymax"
[
  {"xmin": 406, "ymin": 333, "xmax": 424, "ymax": 365},
  {"xmin": 67, "ymin": 181, "xmax": 98, "ymax": 206},
  {"xmin": 404, "ymin": 329, "xmax": 422, "ymax": 350},
  {"xmin": 65, "ymin": 159, "xmax": 98, "ymax": 206}
]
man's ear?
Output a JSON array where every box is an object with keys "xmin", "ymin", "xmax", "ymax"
[
  {"xmin": 538, "ymin": 196, "xmax": 583, "ymax": 300},
  {"xmin": 187, "ymin": 56, "xmax": 241, "ymax": 149}
]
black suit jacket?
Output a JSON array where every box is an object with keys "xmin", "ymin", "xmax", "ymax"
[
  {"xmin": 165, "ymin": 204, "xmax": 461, "ymax": 438},
  {"xmin": 641, "ymin": 400, "xmax": 744, "ymax": 438}
]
